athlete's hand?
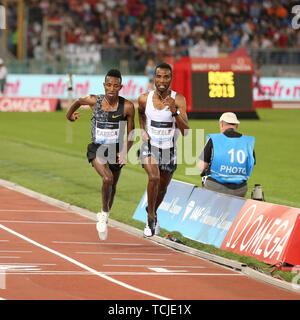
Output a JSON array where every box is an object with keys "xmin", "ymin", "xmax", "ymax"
[
  {"xmin": 117, "ymin": 152, "xmax": 127, "ymax": 167},
  {"xmin": 141, "ymin": 129, "xmax": 150, "ymax": 143},
  {"xmin": 163, "ymin": 96, "xmax": 176, "ymax": 114},
  {"xmin": 67, "ymin": 112, "xmax": 80, "ymax": 122}
]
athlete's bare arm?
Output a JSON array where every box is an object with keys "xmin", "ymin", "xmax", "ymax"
[
  {"xmin": 163, "ymin": 93, "xmax": 189, "ymax": 136},
  {"xmin": 66, "ymin": 94, "xmax": 98, "ymax": 122},
  {"xmin": 124, "ymin": 100, "xmax": 135, "ymax": 150},
  {"xmin": 138, "ymin": 92, "xmax": 150, "ymax": 142},
  {"xmin": 118, "ymin": 100, "xmax": 135, "ymax": 166}
]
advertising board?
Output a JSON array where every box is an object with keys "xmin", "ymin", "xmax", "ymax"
[
  {"xmin": 0, "ymin": 97, "xmax": 58, "ymax": 112},
  {"xmin": 253, "ymin": 77, "xmax": 300, "ymax": 102},
  {"xmin": 133, "ymin": 180, "xmax": 246, "ymax": 248},
  {"xmin": 133, "ymin": 179, "xmax": 300, "ymax": 266},
  {"xmin": 4, "ymin": 74, "xmax": 148, "ymax": 100},
  {"xmin": 220, "ymin": 200, "xmax": 300, "ymax": 265}
]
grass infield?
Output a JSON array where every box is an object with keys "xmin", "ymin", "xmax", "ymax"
[{"xmin": 0, "ymin": 108, "xmax": 299, "ymax": 283}]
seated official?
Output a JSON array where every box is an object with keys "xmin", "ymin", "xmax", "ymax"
[{"xmin": 197, "ymin": 112, "xmax": 256, "ymax": 197}]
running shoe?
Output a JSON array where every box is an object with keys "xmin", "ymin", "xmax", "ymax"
[
  {"xmin": 96, "ymin": 211, "xmax": 109, "ymax": 241},
  {"xmin": 144, "ymin": 218, "xmax": 155, "ymax": 237},
  {"xmin": 144, "ymin": 206, "xmax": 160, "ymax": 236},
  {"xmin": 154, "ymin": 218, "xmax": 160, "ymax": 235}
]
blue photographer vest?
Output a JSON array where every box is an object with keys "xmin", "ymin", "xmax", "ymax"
[{"xmin": 207, "ymin": 133, "xmax": 255, "ymax": 184}]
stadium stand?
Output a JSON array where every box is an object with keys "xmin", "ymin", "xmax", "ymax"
[{"xmin": 2, "ymin": 0, "xmax": 300, "ymax": 74}]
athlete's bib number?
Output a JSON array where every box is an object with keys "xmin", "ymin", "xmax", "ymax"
[
  {"xmin": 95, "ymin": 121, "xmax": 119, "ymax": 144},
  {"xmin": 149, "ymin": 120, "xmax": 174, "ymax": 149}
]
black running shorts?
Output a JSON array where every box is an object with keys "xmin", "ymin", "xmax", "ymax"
[
  {"xmin": 139, "ymin": 142, "xmax": 177, "ymax": 174},
  {"xmin": 87, "ymin": 143, "xmax": 122, "ymax": 171}
]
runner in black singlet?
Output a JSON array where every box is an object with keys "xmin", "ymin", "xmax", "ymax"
[{"xmin": 66, "ymin": 69, "xmax": 135, "ymax": 240}]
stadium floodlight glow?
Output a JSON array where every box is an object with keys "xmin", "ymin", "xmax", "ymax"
[{"xmin": 0, "ymin": 5, "xmax": 6, "ymax": 30}]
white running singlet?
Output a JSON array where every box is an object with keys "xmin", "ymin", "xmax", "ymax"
[{"xmin": 145, "ymin": 90, "xmax": 177, "ymax": 149}]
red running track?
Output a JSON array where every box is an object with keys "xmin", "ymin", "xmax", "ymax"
[{"xmin": 0, "ymin": 185, "xmax": 299, "ymax": 300}]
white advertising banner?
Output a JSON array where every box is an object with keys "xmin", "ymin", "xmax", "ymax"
[
  {"xmin": 4, "ymin": 74, "xmax": 149, "ymax": 100},
  {"xmin": 253, "ymin": 77, "xmax": 300, "ymax": 102}
]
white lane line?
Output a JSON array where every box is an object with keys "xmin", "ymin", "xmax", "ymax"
[
  {"xmin": 0, "ymin": 240, "xmax": 9, "ymax": 242},
  {"xmin": 103, "ymin": 264, "xmax": 207, "ymax": 268},
  {"xmin": 111, "ymin": 258, "xmax": 165, "ymax": 261},
  {"xmin": 77, "ymin": 252, "xmax": 171, "ymax": 256},
  {"xmin": 53, "ymin": 241, "xmax": 143, "ymax": 246},
  {"xmin": 149, "ymin": 267, "xmax": 187, "ymax": 273},
  {"xmin": 0, "ymin": 271, "xmax": 244, "ymax": 276},
  {"xmin": 0, "ymin": 271, "xmax": 91, "ymax": 275},
  {"xmin": 0, "ymin": 210, "xmax": 66, "ymax": 213},
  {"xmin": 0, "ymin": 265, "xmax": 41, "ymax": 271},
  {"xmin": 104, "ymin": 272, "xmax": 244, "ymax": 276},
  {"xmin": 0, "ymin": 263, "xmax": 56, "ymax": 266},
  {"xmin": 0, "ymin": 220, "xmax": 93, "ymax": 225},
  {"xmin": 0, "ymin": 250, "xmax": 32, "ymax": 253},
  {"xmin": 0, "ymin": 256, "xmax": 20, "ymax": 259},
  {"xmin": 0, "ymin": 223, "xmax": 170, "ymax": 300}
]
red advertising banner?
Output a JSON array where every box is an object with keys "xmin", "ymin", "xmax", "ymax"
[
  {"xmin": 0, "ymin": 97, "xmax": 58, "ymax": 112},
  {"xmin": 220, "ymin": 200, "xmax": 300, "ymax": 265},
  {"xmin": 190, "ymin": 57, "xmax": 253, "ymax": 72}
]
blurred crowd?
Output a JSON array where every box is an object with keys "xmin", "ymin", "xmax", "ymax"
[{"xmin": 5, "ymin": 0, "xmax": 300, "ymax": 70}]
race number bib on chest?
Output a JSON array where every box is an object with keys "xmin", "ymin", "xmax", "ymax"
[
  {"xmin": 149, "ymin": 120, "xmax": 174, "ymax": 149},
  {"xmin": 95, "ymin": 121, "xmax": 119, "ymax": 144}
]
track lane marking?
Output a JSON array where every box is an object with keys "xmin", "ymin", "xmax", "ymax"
[
  {"xmin": 0, "ymin": 271, "xmax": 244, "ymax": 276},
  {"xmin": 0, "ymin": 223, "xmax": 170, "ymax": 300},
  {"xmin": 149, "ymin": 267, "xmax": 188, "ymax": 273},
  {"xmin": 0, "ymin": 220, "xmax": 94, "ymax": 225},
  {"xmin": 0, "ymin": 210, "xmax": 67, "ymax": 213},
  {"xmin": 77, "ymin": 252, "xmax": 172, "ymax": 255},
  {"xmin": 103, "ymin": 264, "xmax": 207, "ymax": 268},
  {"xmin": 53, "ymin": 241, "xmax": 143, "ymax": 246},
  {"xmin": 0, "ymin": 250, "xmax": 32, "ymax": 253},
  {"xmin": 0, "ymin": 263, "xmax": 56, "ymax": 266},
  {"xmin": 111, "ymin": 258, "xmax": 165, "ymax": 261}
]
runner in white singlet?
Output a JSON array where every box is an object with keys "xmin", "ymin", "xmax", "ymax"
[{"xmin": 138, "ymin": 62, "xmax": 189, "ymax": 237}]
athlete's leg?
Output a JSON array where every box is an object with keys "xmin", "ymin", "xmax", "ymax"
[
  {"xmin": 143, "ymin": 156, "xmax": 160, "ymax": 221},
  {"xmin": 155, "ymin": 170, "xmax": 173, "ymax": 212},
  {"xmin": 108, "ymin": 169, "xmax": 122, "ymax": 211},
  {"xmin": 92, "ymin": 158, "xmax": 114, "ymax": 213}
]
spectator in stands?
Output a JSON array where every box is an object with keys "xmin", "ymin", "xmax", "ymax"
[
  {"xmin": 253, "ymin": 60, "xmax": 267, "ymax": 96},
  {"xmin": 230, "ymin": 30, "xmax": 241, "ymax": 49},
  {"xmin": 0, "ymin": 59, "xmax": 8, "ymax": 96},
  {"xmin": 17, "ymin": 0, "xmax": 297, "ymax": 71},
  {"xmin": 197, "ymin": 112, "xmax": 256, "ymax": 198},
  {"xmin": 145, "ymin": 57, "xmax": 155, "ymax": 91},
  {"xmin": 249, "ymin": 1, "xmax": 261, "ymax": 19}
]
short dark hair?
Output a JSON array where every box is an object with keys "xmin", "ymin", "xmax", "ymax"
[
  {"xmin": 155, "ymin": 62, "xmax": 172, "ymax": 75},
  {"xmin": 105, "ymin": 69, "xmax": 122, "ymax": 82}
]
